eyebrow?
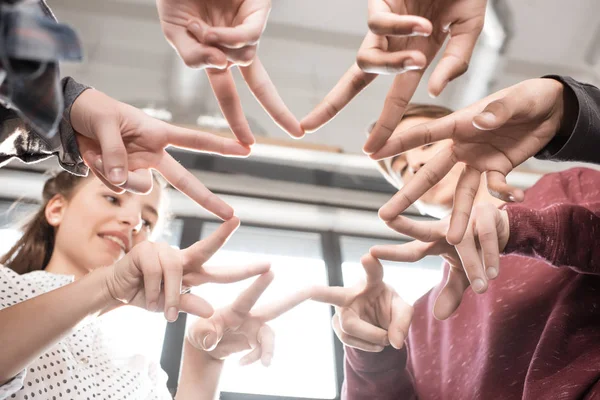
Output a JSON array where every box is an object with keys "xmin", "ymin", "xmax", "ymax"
[{"xmin": 143, "ymin": 204, "xmax": 159, "ymax": 220}]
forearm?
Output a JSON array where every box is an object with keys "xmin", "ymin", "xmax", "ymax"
[
  {"xmin": 175, "ymin": 340, "xmax": 225, "ymax": 400},
  {"xmin": 504, "ymin": 203, "xmax": 600, "ymax": 273},
  {"xmin": 0, "ymin": 268, "xmax": 115, "ymax": 384}
]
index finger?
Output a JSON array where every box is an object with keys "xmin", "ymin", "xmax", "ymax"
[
  {"xmin": 206, "ymin": 68, "xmax": 256, "ymax": 145},
  {"xmin": 385, "ymin": 216, "xmax": 447, "ymax": 242},
  {"xmin": 164, "ymin": 123, "xmax": 251, "ymax": 157},
  {"xmin": 156, "ymin": 153, "xmax": 235, "ymax": 220},
  {"xmin": 378, "ymin": 146, "xmax": 457, "ymax": 221},
  {"xmin": 239, "ymin": 58, "xmax": 304, "ymax": 138},
  {"xmin": 361, "ymin": 254, "xmax": 384, "ymax": 286},
  {"xmin": 181, "ymin": 217, "xmax": 240, "ymax": 266},
  {"xmin": 363, "ymin": 70, "xmax": 423, "ymax": 154},
  {"xmin": 300, "ymin": 63, "xmax": 377, "ymax": 133},
  {"xmin": 230, "ymin": 271, "xmax": 275, "ymax": 315}
]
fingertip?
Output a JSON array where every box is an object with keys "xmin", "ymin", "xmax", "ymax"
[
  {"xmin": 509, "ymin": 189, "xmax": 525, "ymax": 203},
  {"xmin": 472, "ymin": 112, "xmax": 498, "ymax": 131},
  {"xmin": 378, "ymin": 206, "xmax": 396, "ymax": 223},
  {"xmin": 360, "ymin": 253, "xmax": 376, "ymax": 266}
]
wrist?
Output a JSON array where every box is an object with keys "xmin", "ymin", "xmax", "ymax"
[{"xmin": 87, "ymin": 267, "xmax": 123, "ymax": 314}]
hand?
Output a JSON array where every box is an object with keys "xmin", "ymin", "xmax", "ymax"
[
  {"xmin": 156, "ymin": 0, "xmax": 303, "ymax": 143},
  {"xmin": 375, "ymin": 78, "xmax": 565, "ymax": 244},
  {"xmin": 186, "ymin": 271, "xmax": 277, "ymax": 366},
  {"xmin": 302, "ymin": 0, "xmax": 487, "ymax": 154},
  {"xmin": 72, "ymin": 89, "xmax": 251, "ymax": 220},
  {"xmin": 103, "ymin": 217, "xmax": 271, "ymax": 322},
  {"xmin": 371, "ymin": 203, "xmax": 510, "ymax": 320}
]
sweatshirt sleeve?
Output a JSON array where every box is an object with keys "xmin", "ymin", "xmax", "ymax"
[
  {"xmin": 0, "ymin": 77, "xmax": 89, "ymax": 175},
  {"xmin": 342, "ymin": 345, "xmax": 417, "ymax": 400},
  {"xmin": 536, "ymin": 75, "xmax": 600, "ymax": 164},
  {"xmin": 503, "ymin": 168, "xmax": 600, "ymax": 274}
]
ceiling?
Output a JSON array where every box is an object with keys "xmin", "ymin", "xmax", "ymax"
[{"xmin": 52, "ymin": 0, "xmax": 600, "ymax": 165}]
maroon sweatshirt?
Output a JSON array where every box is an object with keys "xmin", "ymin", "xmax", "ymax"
[{"xmin": 344, "ymin": 167, "xmax": 600, "ymax": 400}]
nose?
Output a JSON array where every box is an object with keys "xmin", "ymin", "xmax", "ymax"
[
  {"xmin": 118, "ymin": 205, "xmax": 143, "ymax": 235},
  {"xmin": 406, "ymin": 149, "xmax": 428, "ymax": 174}
]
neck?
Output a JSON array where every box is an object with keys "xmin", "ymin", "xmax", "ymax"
[{"xmin": 44, "ymin": 251, "xmax": 88, "ymax": 280}]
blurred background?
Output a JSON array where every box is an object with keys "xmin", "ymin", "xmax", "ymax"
[{"xmin": 2, "ymin": 0, "xmax": 600, "ymax": 398}]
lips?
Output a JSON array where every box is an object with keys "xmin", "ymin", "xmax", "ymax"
[{"xmin": 97, "ymin": 231, "xmax": 130, "ymax": 253}]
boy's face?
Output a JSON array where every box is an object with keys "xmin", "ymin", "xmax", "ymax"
[{"xmin": 390, "ymin": 116, "xmax": 467, "ymax": 212}]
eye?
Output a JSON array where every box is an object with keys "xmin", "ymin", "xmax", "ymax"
[
  {"xmin": 423, "ymin": 143, "xmax": 434, "ymax": 149},
  {"xmin": 400, "ymin": 165, "xmax": 408, "ymax": 176},
  {"xmin": 104, "ymin": 195, "xmax": 119, "ymax": 205},
  {"xmin": 141, "ymin": 219, "xmax": 154, "ymax": 230}
]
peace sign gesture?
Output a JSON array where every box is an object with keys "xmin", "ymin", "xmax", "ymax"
[{"xmin": 103, "ymin": 217, "xmax": 271, "ymax": 322}]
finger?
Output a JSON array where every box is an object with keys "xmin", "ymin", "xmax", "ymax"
[
  {"xmin": 363, "ymin": 70, "xmax": 423, "ymax": 154},
  {"xmin": 240, "ymin": 58, "xmax": 304, "ymax": 138},
  {"xmin": 360, "ymin": 254, "xmax": 384, "ymax": 286},
  {"xmin": 257, "ymin": 324, "xmax": 275, "ymax": 367},
  {"xmin": 357, "ymin": 47, "xmax": 427, "ymax": 75},
  {"xmin": 201, "ymin": 262, "xmax": 272, "ymax": 284},
  {"xmin": 156, "ymin": 153, "xmax": 234, "ymax": 220},
  {"xmin": 368, "ymin": 13, "xmax": 432, "ymax": 37},
  {"xmin": 83, "ymin": 153, "xmax": 125, "ymax": 195},
  {"xmin": 433, "ymin": 266, "xmax": 470, "ymax": 320},
  {"xmin": 455, "ymin": 233, "xmax": 487, "ymax": 294},
  {"xmin": 385, "ymin": 216, "xmax": 447, "ymax": 242},
  {"xmin": 254, "ymin": 285, "xmax": 353, "ymax": 321},
  {"xmin": 338, "ymin": 308, "xmax": 389, "ymax": 347},
  {"xmin": 178, "ymin": 22, "xmax": 228, "ymax": 69},
  {"xmin": 221, "ymin": 45, "xmax": 257, "ymax": 67},
  {"xmin": 332, "ymin": 314, "xmax": 384, "ymax": 352},
  {"xmin": 370, "ymin": 240, "xmax": 444, "ymax": 263},
  {"xmin": 230, "ymin": 270, "xmax": 275, "ymax": 315},
  {"xmin": 187, "ymin": 316, "xmax": 221, "ymax": 351},
  {"xmin": 473, "ymin": 206, "xmax": 500, "ymax": 280},
  {"xmin": 94, "ymin": 122, "xmax": 128, "ymax": 185},
  {"xmin": 378, "ymin": 147, "xmax": 456, "ymax": 221},
  {"xmin": 447, "ymin": 166, "xmax": 481, "ymax": 245},
  {"xmin": 206, "ymin": 68, "xmax": 255, "ymax": 145},
  {"xmin": 239, "ymin": 346, "xmax": 263, "ymax": 366},
  {"xmin": 139, "ymin": 246, "xmax": 163, "ymax": 312},
  {"xmin": 201, "ymin": 9, "xmax": 270, "ymax": 49},
  {"xmin": 370, "ymin": 115, "xmax": 456, "ymax": 160},
  {"xmin": 182, "ymin": 217, "xmax": 240, "ymax": 265},
  {"xmin": 158, "ymin": 243, "xmax": 183, "ymax": 322},
  {"xmin": 165, "ymin": 123, "xmax": 251, "ymax": 157},
  {"xmin": 179, "ymin": 293, "xmax": 214, "ymax": 318},
  {"xmin": 428, "ymin": 20, "xmax": 483, "ymax": 97},
  {"xmin": 472, "ymin": 96, "xmax": 518, "ymax": 131},
  {"xmin": 388, "ymin": 294, "xmax": 413, "ymax": 349},
  {"xmin": 486, "ymin": 171, "xmax": 525, "ymax": 203},
  {"xmin": 91, "ymin": 157, "xmax": 154, "ymax": 195},
  {"xmin": 300, "ymin": 63, "xmax": 377, "ymax": 133}
]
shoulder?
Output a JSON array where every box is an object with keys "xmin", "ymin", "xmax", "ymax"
[{"xmin": 522, "ymin": 167, "xmax": 600, "ymax": 207}]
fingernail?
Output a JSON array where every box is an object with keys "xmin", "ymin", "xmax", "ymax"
[
  {"xmin": 477, "ymin": 111, "xmax": 496, "ymax": 126},
  {"xmin": 411, "ymin": 28, "xmax": 431, "ymax": 37},
  {"xmin": 166, "ymin": 307, "xmax": 178, "ymax": 322},
  {"xmin": 109, "ymin": 168, "xmax": 125, "ymax": 184},
  {"xmin": 205, "ymin": 33, "xmax": 218, "ymax": 42},
  {"xmin": 148, "ymin": 302, "xmax": 158, "ymax": 312},
  {"xmin": 383, "ymin": 336, "xmax": 390, "ymax": 346},
  {"xmin": 403, "ymin": 59, "xmax": 423, "ymax": 71},
  {"xmin": 263, "ymin": 355, "xmax": 272, "ymax": 367},
  {"xmin": 203, "ymin": 333, "xmax": 216, "ymax": 351},
  {"xmin": 486, "ymin": 267, "xmax": 498, "ymax": 279},
  {"xmin": 93, "ymin": 158, "xmax": 103, "ymax": 171},
  {"xmin": 428, "ymin": 90, "xmax": 438, "ymax": 99},
  {"xmin": 189, "ymin": 23, "xmax": 200, "ymax": 32},
  {"xmin": 472, "ymin": 279, "xmax": 486, "ymax": 293},
  {"xmin": 508, "ymin": 194, "xmax": 516, "ymax": 202}
]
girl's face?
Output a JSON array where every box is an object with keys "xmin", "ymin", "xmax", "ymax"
[
  {"xmin": 47, "ymin": 176, "xmax": 162, "ymax": 274},
  {"xmin": 390, "ymin": 116, "xmax": 466, "ymax": 213}
]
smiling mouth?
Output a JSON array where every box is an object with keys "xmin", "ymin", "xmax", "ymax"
[{"xmin": 98, "ymin": 234, "xmax": 127, "ymax": 252}]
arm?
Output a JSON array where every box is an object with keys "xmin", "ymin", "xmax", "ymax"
[
  {"xmin": 536, "ymin": 75, "xmax": 600, "ymax": 164},
  {"xmin": 175, "ymin": 340, "xmax": 225, "ymax": 400},
  {"xmin": 343, "ymin": 346, "xmax": 417, "ymax": 400},
  {"xmin": 0, "ymin": 267, "xmax": 115, "ymax": 385},
  {"xmin": 504, "ymin": 202, "xmax": 600, "ymax": 274}
]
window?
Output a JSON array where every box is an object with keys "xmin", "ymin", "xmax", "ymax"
[
  {"xmin": 340, "ymin": 236, "xmax": 443, "ymax": 305},
  {"xmin": 186, "ymin": 223, "xmax": 337, "ymax": 399}
]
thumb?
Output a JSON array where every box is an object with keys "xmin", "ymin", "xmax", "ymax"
[
  {"xmin": 187, "ymin": 316, "xmax": 223, "ymax": 352},
  {"xmin": 95, "ymin": 122, "xmax": 128, "ymax": 185},
  {"xmin": 472, "ymin": 96, "xmax": 517, "ymax": 131}
]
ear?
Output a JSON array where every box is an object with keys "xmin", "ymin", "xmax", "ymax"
[{"xmin": 45, "ymin": 194, "xmax": 68, "ymax": 227}]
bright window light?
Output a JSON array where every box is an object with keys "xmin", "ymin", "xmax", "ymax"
[{"xmin": 186, "ymin": 224, "xmax": 337, "ymax": 399}]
